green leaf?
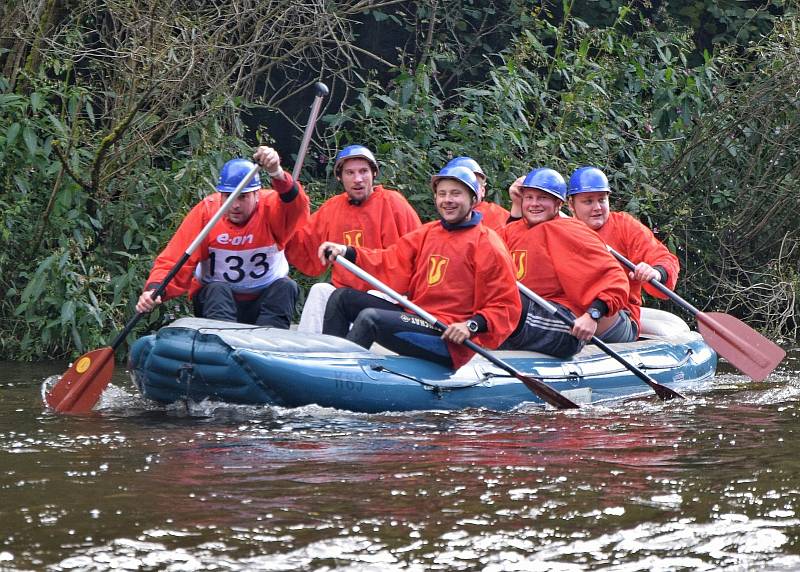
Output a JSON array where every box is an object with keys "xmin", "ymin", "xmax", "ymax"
[
  {"xmin": 6, "ymin": 122, "xmax": 20, "ymax": 145},
  {"xmin": 61, "ymin": 300, "xmax": 76, "ymax": 324},
  {"xmin": 23, "ymin": 125, "xmax": 38, "ymax": 156}
]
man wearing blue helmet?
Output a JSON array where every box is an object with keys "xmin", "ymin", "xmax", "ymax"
[
  {"xmin": 286, "ymin": 144, "xmax": 421, "ymax": 333},
  {"xmin": 316, "ymin": 164, "xmax": 520, "ymax": 370},
  {"xmin": 566, "ymin": 166, "xmax": 680, "ymax": 339},
  {"xmin": 445, "ymin": 156, "xmax": 510, "ymax": 231},
  {"xmin": 135, "ymin": 146, "xmax": 309, "ymax": 328},
  {"xmin": 498, "ymin": 168, "xmax": 629, "ymax": 357}
]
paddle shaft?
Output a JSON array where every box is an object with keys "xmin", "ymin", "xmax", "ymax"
[
  {"xmin": 332, "ymin": 254, "xmax": 579, "ymax": 409},
  {"xmin": 516, "ymin": 281, "xmax": 684, "ymax": 400},
  {"xmin": 607, "ymin": 246, "xmax": 702, "ymax": 313},
  {"xmin": 292, "ymin": 82, "xmax": 329, "ymax": 182}
]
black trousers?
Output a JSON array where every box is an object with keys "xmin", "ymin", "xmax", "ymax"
[
  {"xmin": 322, "ymin": 288, "xmax": 454, "ymax": 368},
  {"xmin": 193, "ymin": 277, "xmax": 299, "ymax": 328}
]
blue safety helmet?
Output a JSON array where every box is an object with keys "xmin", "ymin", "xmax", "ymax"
[
  {"xmin": 521, "ymin": 168, "xmax": 567, "ymax": 202},
  {"xmin": 445, "ymin": 156, "xmax": 487, "ymax": 182},
  {"xmin": 334, "ymin": 145, "xmax": 379, "ymax": 177},
  {"xmin": 567, "ymin": 166, "xmax": 610, "ymax": 196},
  {"xmin": 216, "ymin": 158, "xmax": 261, "ymax": 193},
  {"xmin": 430, "ymin": 165, "xmax": 480, "ymax": 199}
]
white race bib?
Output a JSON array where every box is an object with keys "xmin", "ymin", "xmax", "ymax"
[{"xmin": 197, "ymin": 245, "xmax": 289, "ymax": 294}]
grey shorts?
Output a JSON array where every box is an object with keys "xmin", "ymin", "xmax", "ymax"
[
  {"xmin": 500, "ymin": 299, "xmax": 585, "ymax": 359},
  {"xmin": 596, "ymin": 310, "xmax": 638, "ymax": 343}
]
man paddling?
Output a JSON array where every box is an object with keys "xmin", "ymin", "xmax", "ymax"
[
  {"xmin": 318, "ymin": 165, "xmax": 520, "ymax": 370},
  {"xmin": 567, "ymin": 166, "xmax": 680, "ymax": 339},
  {"xmin": 499, "ymin": 168, "xmax": 630, "ymax": 357},
  {"xmin": 445, "ymin": 156, "xmax": 510, "ymax": 231},
  {"xmin": 286, "ymin": 144, "xmax": 421, "ymax": 333},
  {"xmin": 134, "ymin": 147, "xmax": 310, "ymax": 328}
]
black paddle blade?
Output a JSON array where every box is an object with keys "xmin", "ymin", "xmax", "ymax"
[{"xmin": 512, "ymin": 371, "xmax": 580, "ymax": 409}]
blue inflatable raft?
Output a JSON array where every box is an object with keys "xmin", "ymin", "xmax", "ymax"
[{"xmin": 128, "ymin": 310, "xmax": 717, "ymax": 412}]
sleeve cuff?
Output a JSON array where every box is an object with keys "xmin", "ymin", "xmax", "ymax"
[
  {"xmin": 470, "ymin": 314, "xmax": 488, "ymax": 333},
  {"xmin": 654, "ymin": 265, "xmax": 668, "ymax": 283},
  {"xmin": 589, "ymin": 299, "xmax": 609, "ymax": 317}
]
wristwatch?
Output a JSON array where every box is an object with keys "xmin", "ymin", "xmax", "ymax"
[
  {"xmin": 466, "ymin": 319, "xmax": 480, "ymax": 334},
  {"xmin": 588, "ymin": 308, "xmax": 603, "ymax": 321}
]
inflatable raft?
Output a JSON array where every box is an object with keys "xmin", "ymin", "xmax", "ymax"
[{"xmin": 128, "ymin": 309, "xmax": 717, "ymax": 412}]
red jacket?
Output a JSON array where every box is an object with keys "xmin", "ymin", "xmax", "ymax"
[
  {"xmin": 595, "ymin": 211, "xmax": 680, "ymax": 326},
  {"xmin": 144, "ymin": 175, "xmax": 309, "ymax": 301},
  {"xmin": 499, "ymin": 217, "xmax": 629, "ymax": 318},
  {"xmin": 353, "ymin": 219, "xmax": 521, "ymax": 369},
  {"xmin": 285, "ymin": 185, "xmax": 421, "ymax": 290},
  {"xmin": 474, "ymin": 201, "xmax": 510, "ymax": 231}
]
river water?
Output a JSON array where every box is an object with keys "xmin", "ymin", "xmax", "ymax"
[{"xmin": 2, "ymin": 351, "xmax": 800, "ymax": 571}]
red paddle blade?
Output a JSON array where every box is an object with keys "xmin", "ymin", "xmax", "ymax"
[
  {"xmin": 45, "ymin": 347, "xmax": 115, "ymax": 413},
  {"xmin": 696, "ymin": 312, "xmax": 786, "ymax": 382}
]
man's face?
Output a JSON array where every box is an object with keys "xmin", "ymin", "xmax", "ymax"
[
  {"xmin": 224, "ymin": 191, "xmax": 259, "ymax": 225},
  {"xmin": 435, "ymin": 179, "xmax": 476, "ymax": 225},
  {"xmin": 339, "ymin": 158, "xmax": 374, "ymax": 204},
  {"xmin": 521, "ymin": 188, "xmax": 562, "ymax": 227},
  {"xmin": 568, "ymin": 191, "xmax": 610, "ymax": 230}
]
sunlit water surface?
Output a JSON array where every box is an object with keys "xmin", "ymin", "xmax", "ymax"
[{"xmin": 2, "ymin": 350, "xmax": 800, "ymax": 571}]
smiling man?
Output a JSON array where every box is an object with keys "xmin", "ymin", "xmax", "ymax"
[
  {"xmin": 285, "ymin": 144, "xmax": 421, "ymax": 333},
  {"xmin": 498, "ymin": 168, "xmax": 629, "ymax": 357},
  {"xmin": 567, "ymin": 166, "xmax": 680, "ymax": 338},
  {"xmin": 134, "ymin": 147, "xmax": 309, "ymax": 328},
  {"xmin": 317, "ymin": 164, "xmax": 520, "ymax": 370}
]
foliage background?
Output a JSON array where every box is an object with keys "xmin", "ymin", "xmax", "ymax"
[{"xmin": 0, "ymin": 0, "xmax": 797, "ymax": 360}]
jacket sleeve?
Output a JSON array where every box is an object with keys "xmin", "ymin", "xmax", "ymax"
[
  {"xmin": 389, "ymin": 192, "xmax": 423, "ymax": 235},
  {"xmin": 143, "ymin": 200, "xmax": 208, "ymax": 301},
  {"xmin": 263, "ymin": 173, "xmax": 311, "ymax": 248},
  {"xmin": 352, "ymin": 227, "xmax": 429, "ymax": 294},
  {"xmin": 619, "ymin": 213, "xmax": 680, "ymax": 299},
  {"xmin": 471, "ymin": 231, "xmax": 522, "ymax": 349},
  {"xmin": 284, "ymin": 206, "xmax": 328, "ymax": 278},
  {"xmin": 549, "ymin": 222, "xmax": 629, "ymax": 315}
]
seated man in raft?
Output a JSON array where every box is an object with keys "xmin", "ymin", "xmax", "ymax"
[
  {"xmin": 135, "ymin": 147, "xmax": 309, "ymax": 328},
  {"xmin": 318, "ymin": 164, "xmax": 520, "ymax": 370},
  {"xmin": 498, "ymin": 168, "xmax": 630, "ymax": 357},
  {"xmin": 285, "ymin": 144, "xmax": 421, "ymax": 333},
  {"xmin": 566, "ymin": 166, "xmax": 680, "ymax": 340}
]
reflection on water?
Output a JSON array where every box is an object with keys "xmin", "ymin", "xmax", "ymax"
[{"xmin": 1, "ymin": 358, "xmax": 800, "ymax": 570}]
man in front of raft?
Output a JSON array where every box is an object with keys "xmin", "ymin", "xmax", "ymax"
[
  {"xmin": 134, "ymin": 146, "xmax": 309, "ymax": 328},
  {"xmin": 498, "ymin": 167, "xmax": 630, "ymax": 357},
  {"xmin": 566, "ymin": 166, "xmax": 680, "ymax": 340},
  {"xmin": 317, "ymin": 164, "xmax": 520, "ymax": 370}
]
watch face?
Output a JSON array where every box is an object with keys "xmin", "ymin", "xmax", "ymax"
[
  {"xmin": 589, "ymin": 309, "xmax": 602, "ymax": 320},
  {"xmin": 467, "ymin": 320, "xmax": 479, "ymax": 333}
]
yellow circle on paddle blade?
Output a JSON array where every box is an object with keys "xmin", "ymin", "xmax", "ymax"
[{"xmin": 75, "ymin": 357, "xmax": 91, "ymax": 373}]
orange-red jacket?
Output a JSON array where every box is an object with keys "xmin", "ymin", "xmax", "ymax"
[
  {"xmin": 499, "ymin": 217, "xmax": 629, "ymax": 318},
  {"xmin": 144, "ymin": 175, "xmax": 309, "ymax": 301},
  {"xmin": 285, "ymin": 185, "xmax": 421, "ymax": 290},
  {"xmin": 474, "ymin": 201, "xmax": 510, "ymax": 231},
  {"xmin": 595, "ymin": 211, "xmax": 680, "ymax": 326},
  {"xmin": 353, "ymin": 219, "xmax": 521, "ymax": 369}
]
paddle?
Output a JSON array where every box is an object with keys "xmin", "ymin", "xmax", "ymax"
[
  {"xmin": 516, "ymin": 281, "xmax": 684, "ymax": 400},
  {"xmin": 46, "ymin": 82, "xmax": 330, "ymax": 414},
  {"xmin": 608, "ymin": 246, "xmax": 785, "ymax": 382},
  {"xmin": 330, "ymin": 254, "xmax": 580, "ymax": 410}
]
